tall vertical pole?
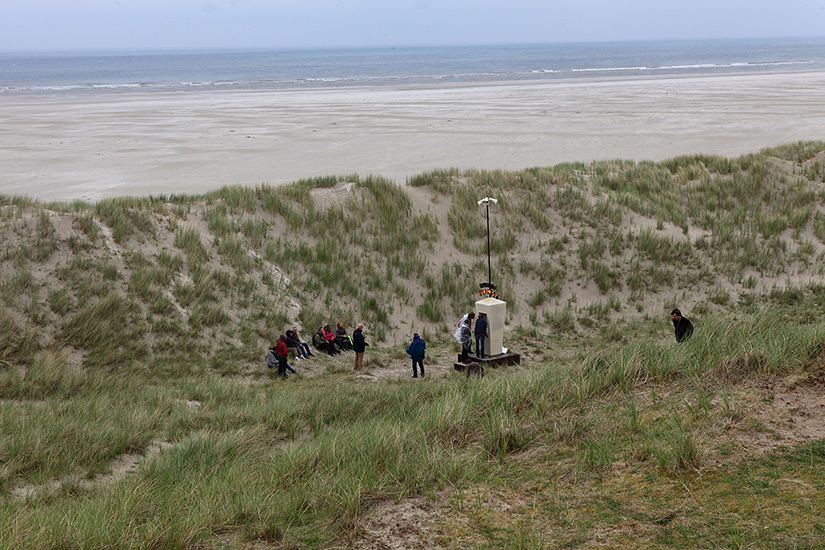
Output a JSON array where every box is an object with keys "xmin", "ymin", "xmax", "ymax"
[{"xmin": 486, "ymin": 201, "xmax": 491, "ymax": 286}]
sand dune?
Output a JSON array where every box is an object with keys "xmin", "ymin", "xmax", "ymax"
[{"xmin": 1, "ymin": 70, "xmax": 824, "ymax": 201}]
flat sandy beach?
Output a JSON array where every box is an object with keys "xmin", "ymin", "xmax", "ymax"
[{"xmin": 2, "ymin": 70, "xmax": 824, "ymax": 201}]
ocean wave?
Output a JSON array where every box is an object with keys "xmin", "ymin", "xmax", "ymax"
[
  {"xmin": 571, "ymin": 60, "xmax": 816, "ymax": 73},
  {"xmin": 1, "ymin": 47, "xmax": 821, "ymax": 96}
]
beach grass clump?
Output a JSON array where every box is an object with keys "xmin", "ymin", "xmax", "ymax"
[
  {"xmin": 216, "ymin": 234, "xmax": 253, "ymax": 273},
  {"xmin": 448, "ymin": 182, "xmax": 489, "ymax": 251},
  {"xmin": 204, "ymin": 203, "xmax": 237, "ymax": 238},
  {"xmin": 407, "ymin": 167, "xmax": 464, "ymax": 194},
  {"xmin": 208, "ymin": 185, "xmax": 258, "ymax": 213},
  {"xmin": 189, "ymin": 301, "xmax": 230, "ymax": 329},
  {"xmin": 596, "ymin": 161, "xmax": 688, "ymax": 229},
  {"xmin": 0, "ymin": 308, "xmax": 39, "ymax": 368},
  {"xmin": 5, "ymin": 348, "xmax": 86, "ymax": 400},
  {"xmin": 95, "ymin": 198, "xmax": 157, "ymax": 244},
  {"xmin": 240, "ymin": 217, "xmax": 269, "ymax": 249},
  {"xmin": 174, "ymin": 226, "xmax": 209, "ymax": 264},
  {"xmin": 60, "ymin": 292, "xmax": 148, "ymax": 369},
  {"xmin": 0, "ymin": 269, "xmax": 36, "ymax": 308},
  {"xmin": 635, "ymin": 227, "xmax": 694, "ymax": 264},
  {"xmin": 32, "ymin": 212, "xmax": 58, "ymax": 261},
  {"xmin": 760, "ymin": 140, "xmax": 825, "ymax": 163},
  {"xmin": 553, "ymin": 185, "xmax": 591, "ymax": 222}
]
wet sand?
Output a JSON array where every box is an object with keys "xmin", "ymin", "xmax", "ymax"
[{"xmin": 1, "ymin": 70, "xmax": 824, "ymax": 201}]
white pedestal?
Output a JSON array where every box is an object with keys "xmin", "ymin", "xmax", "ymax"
[{"xmin": 475, "ymin": 297, "xmax": 506, "ymax": 356}]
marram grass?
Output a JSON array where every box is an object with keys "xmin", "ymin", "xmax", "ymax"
[{"xmin": 3, "ymin": 305, "xmax": 825, "ymax": 547}]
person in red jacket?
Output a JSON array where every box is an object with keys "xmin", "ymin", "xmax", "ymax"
[
  {"xmin": 275, "ymin": 334, "xmax": 295, "ymax": 378},
  {"xmin": 323, "ymin": 324, "xmax": 343, "ymax": 354}
]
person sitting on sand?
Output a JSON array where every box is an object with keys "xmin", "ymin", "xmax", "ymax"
[
  {"xmin": 323, "ymin": 324, "xmax": 343, "ymax": 353},
  {"xmin": 671, "ymin": 308, "xmax": 694, "ymax": 343},
  {"xmin": 291, "ymin": 326, "xmax": 313, "ymax": 357},
  {"xmin": 335, "ymin": 322, "xmax": 353, "ymax": 351},
  {"xmin": 406, "ymin": 333, "xmax": 426, "ymax": 378},
  {"xmin": 285, "ymin": 330, "xmax": 306, "ymax": 360},
  {"xmin": 313, "ymin": 326, "xmax": 337, "ymax": 356}
]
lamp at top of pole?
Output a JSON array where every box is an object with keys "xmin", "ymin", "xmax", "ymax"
[{"xmin": 477, "ymin": 197, "xmax": 498, "ymax": 206}]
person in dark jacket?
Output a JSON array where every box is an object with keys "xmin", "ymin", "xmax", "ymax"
[
  {"xmin": 671, "ymin": 309, "xmax": 694, "ymax": 343},
  {"xmin": 312, "ymin": 327, "xmax": 337, "ymax": 356},
  {"xmin": 474, "ymin": 312, "xmax": 489, "ymax": 358},
  {"xmin": 335, "ymin": 322, "xmax": 353, "ymax": 351},
  {"xmin": 291, "ymin": 326, "xmax": 313, "ymax": 357},
  {"xmin": 352, "ymin": 323, "xmax": 368, "ymax": 371},
  {"xmin": 406, "ymin": 333, "xmax": 426, "ymax": 378},
  {"xmin": 458, "ymin": 320, "xmax": 472, "ymax": 363},
  {"xmin": 285, "ymin": 330, "xmax": 305, "ymax": 360}
]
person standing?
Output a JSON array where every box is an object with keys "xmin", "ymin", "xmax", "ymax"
[
  {"xmin": 275, "ymin": 334, "xmax": 294, "ymax": 378},
  {"xmin": 454, "ymin": 312, "xmax": 475, "ymax": 344},
  {"xmin": 406, "ymin": 333, "xmax": 426, "ymax": 378},
  {"xmin": 458, "ymin": 319, "xmax": 472, "ymax": 363},
  {"xmin": 474, "ymin": 312, "xmax": 489, "ymax": 358},
  {"xmin": 671, "ymin": 309, "xmax": 694, "ymax": 343},
  {"xmin": 352, "ymin": 323, "xmax": 369, "ymax": 371}
]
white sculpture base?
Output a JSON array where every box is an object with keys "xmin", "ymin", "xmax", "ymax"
[{"xmin": 475, "ymin": 297, "xmax": 506, "ymax": 356}]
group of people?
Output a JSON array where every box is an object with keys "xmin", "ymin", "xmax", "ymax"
[
  {"xmin": 455, "ymin": 311, "xmax": 489, "ymax": 363},
  {"xmin": 311, "ymin": 322, "xmax": 354, "ymax": 356},
  {"xmin": 268, "ymin": 323, "xmax": 369, "ymax": 378},
  {"xmin": 268, "ymin": 308, "xmax": 693, "ymax": 380}
]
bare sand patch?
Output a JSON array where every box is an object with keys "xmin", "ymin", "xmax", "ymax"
[{"xmin": 3, "ymin": 71, "xmax": 825, "ymax": 201}]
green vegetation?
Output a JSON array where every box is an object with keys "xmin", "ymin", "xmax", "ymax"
[
  {"xmin": 2, "ymin": 301, "xmax": 825, "ymax": 548},
  {"xmin": 1, "ymin": 142, "xmax": 825, "ymax": 548}
]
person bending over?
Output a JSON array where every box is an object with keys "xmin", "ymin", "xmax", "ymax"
[{"xmin": 671, "ymin": 308, "xmax": 694, "ymax": 343}]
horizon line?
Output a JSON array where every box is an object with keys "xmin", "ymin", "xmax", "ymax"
[{"xmin": 2, "ymin": 35, "xmax": 825, "ymax": 56}]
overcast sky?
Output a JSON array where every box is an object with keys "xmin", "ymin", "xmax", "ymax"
[{"xmin": 3, "ymin": 0, "xmax": 825, "ymax": 52}]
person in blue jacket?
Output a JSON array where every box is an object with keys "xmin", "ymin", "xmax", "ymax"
[{"xmin": 406, "ymin": 333, "xmax": 426, "ymax": 378}]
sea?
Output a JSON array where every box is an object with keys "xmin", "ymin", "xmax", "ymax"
[{"xmin": 1, "ymin": 37, "xmax": 825, "ymax": 96}]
